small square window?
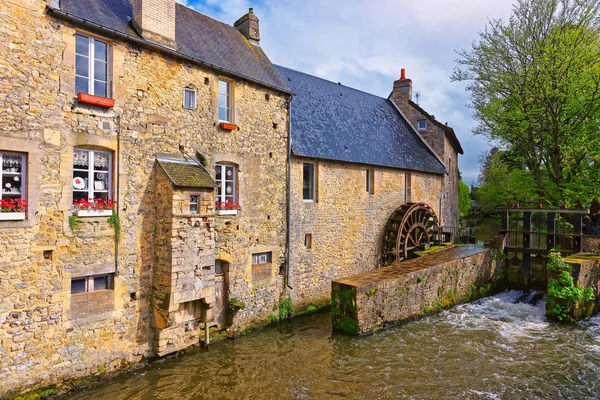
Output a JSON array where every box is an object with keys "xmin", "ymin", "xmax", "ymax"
[
  {"xmin": 94, "ymin": 275, "xmax": 109, "ymax": 291},
  {"xmin": 71, "ymin": 274, "xmax": 113, "ymax": 295},
  {"xmin": 183, "ymin": 88, "xmax": 196, "ymax": 110},
  {"xmin": 215, "ymin": 260, "xmax": 228, "ymax": 275},
  {"xmin": 71, "ymin": 278, "xmax": 87, "ymax": 294},
  {"xmin": 304, "ymin": 234, "xmax": 312, "ymax": 249},
  {"xmin": 190, "ymin": 195, "xmax": 198, "ymax": 213},
  {"xmin": 417, "ymin": 120, "xmax": 427, "ymax": 131},
  {"xmin": 252, "ymin": 252, "xmax": 272, "ymax": 265}
]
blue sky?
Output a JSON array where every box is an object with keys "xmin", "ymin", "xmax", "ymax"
[{"xmin": 178, "ymin": 0, "xmax": 515, "ymax": 186}]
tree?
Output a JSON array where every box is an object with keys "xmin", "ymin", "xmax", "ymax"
[
  {"xmin": 453, "ymin": 0, "xmax": 600, "ymax": 207},
  {"xmin": 458, "ymin": 180, "xmax": 471, "ymax": 217}
]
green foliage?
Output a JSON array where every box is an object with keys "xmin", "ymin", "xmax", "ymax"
[
  {"xmin": 454, "ymin": 0, "xmax": 600, "ymax": 208},
  {"xmin": 545, "ymin": 250, "xmax": 594, "ymax": 321},
  {"xmin": 266, "ymin": 315, "xmax": 279, "ymax": 324},
  {"xmin": 229, "ymin": 297, "xmax": 245, "ymax": 311},
  {"xmin": 417, "ymin": 276, "xmax": 424, "ymax": 283},
  {"xmin": 458, "ymin": 180, "xmax": 471, "ymax": 217},
  {"xmin": 336, "ymin": 316, "xmax": 358, "ymax": 334},
  {"xmin": 68, "ymin": 215, "xmax": 80, "ymax": 232},
  {"xmin": 306, "ymin": 305, "xmax": 317, "ymax": 313},
  {"xmin": 278, "ymin": 297, "xmax": 294, "ymax": 320},
  {"xmin": 107, "ymin": 211, "xmax": 121, "ymax": 239},
  {"xmin": 365, "ymin": 287, "xmax": 377, "ymax": 297}
]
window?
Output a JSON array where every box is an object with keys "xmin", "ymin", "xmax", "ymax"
[
  {"xmin": 218, "ymin": 79, "xmax": 232, "ymax": 122},
  {"xmin": 75, "ymin": 34, "xmax": 109, "ymax": 98},
  {"xmin": 183, "ymin": 88, "xmax": 196, "ymax": 110},
  {"xmin": 71, "ymin": 274, "xmax": 114, "ymax": 295},
  {"xmin": 405, "ymin": 172, "xmax": 412, "ymax": 203},
  {"xmin": 0, "ymin": 152, "xmax": 26, "ymax": 206},
  {"xmin": 303, "ymin": 162, "xmax": 316, "ymax": 201},
  {"xmin": 365, "ymin": 168, "xmax": 374, "ymax": 194},
  {"xmin": 252, "ymin": 252, "xmax": 272, "ymax": 265},
  {"xmin": 417, "ymin": 120, "xmax": 427, "ymax": 131},
  {"xmin": 304, "ymin": 234, "xmax": 312, "ymax": 249},
  {"xmin": 190, "ymin": 195, "xmax": 198, "ymax": 213},
  {"xmin": 73, "ymin": 149, "xmax": 112, "ymax": 203},
  {"xmin": 215, "ymin": 260, "xmax": 228, "ymax": 276},
  {"xmin": 215, "ymin": 164, "xmax": 237, "ymax": 204}
]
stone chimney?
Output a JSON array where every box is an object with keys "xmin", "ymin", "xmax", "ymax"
[
  {"xmin": 131, "ymin": 0, "xmax": 177, "ymax": 48},
  {"xmin": 234, "ymin": 8, "xmax": 260, "ymax": 44},
  {"xmin": 390, "ymin": 68, "xmax": 412, "ymax": 114}
]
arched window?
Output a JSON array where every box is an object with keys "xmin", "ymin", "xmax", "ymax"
[{"xmin": 215, "ymin": 163, "xmax": 238, "ymax": 210}]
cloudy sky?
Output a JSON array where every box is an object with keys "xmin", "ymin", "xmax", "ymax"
[{"xmin": 181, "ymin": 0, "xmax": 516, "ymax": 185}]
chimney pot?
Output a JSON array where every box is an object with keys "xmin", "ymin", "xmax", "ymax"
[{"xmin": 401, "ymin": 68, "xmax": 406, "ymax": 80}]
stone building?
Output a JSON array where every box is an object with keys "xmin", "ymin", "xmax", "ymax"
[
  {"xmin": 0, "ymin": 0, "xmax": 291, "ymax": 395},
  {"xmin": 391, "ymin": 68, "xmax": 464, "ymax": 228},
  {"xmin": 275, "ymin": 66, "xmax": 460, "ymax": 308}
]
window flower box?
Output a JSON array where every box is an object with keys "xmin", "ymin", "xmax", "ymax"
[
  {"xmin": 0, "ymin": 212, "xmax": 25, "ymax": 221},
  {"xmin": 215, "ymin": 201, "xmax": 239, "ymax": 215},
  {"xmin": 219, "ymin": 122, "xmax": 237, "ymax": 131},
  {"xmin": 77, "ymin": 93, "xmax": 115, "ymax": 108},
  {"xmin": 0, "ymin": 199, "xmax": 27, "ymax": 220},
  {"xmin": 73, "ymin": 198, "xmax": 116, "ymax": 217}
]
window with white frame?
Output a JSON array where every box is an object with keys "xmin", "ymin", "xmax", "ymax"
[
  {"xmin": 75, "ymin": 34, "xmax": 109, "ymax": 98},
  {"xmin": 215, "ymin": 163, "xmax": 237, "ymax": 204},
  {"xmin": 252, "ymin": 252, "xmax": 272, "ymax": 265},
  {"xmin": 417, "ymin": 119, "xmax": 427, "ymax": 131},
  {"xmin": 71, "ymin": 274, "xmax": 114, "ymax": 295},
  {"xmin": 0, "ymin": 152, "xmax": 26, "ymax": 207},
  {"xmin": 303, "ymin": 162, "xmax": 316, "ymax": 201},
  {"xmin": 183, "ymin": 88, "xmax": 197, "ymax": 110},
  {"xmin": 189, "ymin": 195, "xmax": 199, "ymax": 213},
  {"xmin": 218, "ymin": 79, "xmax": 232, "ymax": 122},
  {"xmin": 73, "ymin": 149, "xmax": 112, "ymax": 203}
]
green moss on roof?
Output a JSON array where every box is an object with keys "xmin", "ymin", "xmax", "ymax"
[{"xmin": 158, "ymin": 160, "xmax": 215, "ymax": 188}]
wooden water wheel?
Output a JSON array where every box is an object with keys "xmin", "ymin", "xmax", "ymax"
[{"xmin": 382, "ymin": 203, "xmax": 441, "ymax": 265}]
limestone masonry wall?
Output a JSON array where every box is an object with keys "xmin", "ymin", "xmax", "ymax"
[
  {"xmin": 0, "ymin": 0, "xmax": 289, "ymax": 395},
  {"xmin": 289, "ymin": 157, "xmax": 442, "ymax": 308}
]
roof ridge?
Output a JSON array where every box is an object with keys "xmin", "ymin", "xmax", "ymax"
[{"xmin": 275, "ymin": 64, "xmax": 389, "ymax": 101}]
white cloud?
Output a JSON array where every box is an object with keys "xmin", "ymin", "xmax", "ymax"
[{"xmin": 188, "ymin": 0, "xmax": 516, "ymax": 182}]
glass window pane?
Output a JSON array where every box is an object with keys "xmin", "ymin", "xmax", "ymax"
[
  {"xmin": 94, "ymin": 60, "xmax": 106, "ymax": 81},
  {"xmin": 215, "ymin": 165, "xmax": 222, "ymax": 180},
  {"xmin": 93, "ymin": 276, "xmax": 108, "ymax": 291},
  {"xmin": 303, "ymin": 163, "xmax": 314, "ymax": 200},
  {"xmin": 71, "ymin": 278, "xmax": 86, "ymax": 294},
  {"xmin": 184, "ymin": 90, "xmax": 195, "ymax": 108},
  {"xmin": 218, "ymin": 107, "xmax": 228, "ymax": 121},
  {"xmin": 75, "ymin": 76, "xmax": 89, "ymax": 95},
  {"xmin": 75, "ymin": 34, "xmax": 89, "ymax": 55},
  {"xmin": 219, "ymin": 80, "xmax": 229, "ymax": 95},
  {"xmin": 218, "ymin": 93, "xmax": 228, "ymax": 109},
  {"xmin": 74, "ymin": 149, "xmax": 89, "ymax": 169},
  {"xmin": 76, "ymin": 55, "xmax": 89, "ymax": 77},
  {"xmin": 94, "ymin": 81, "xmax": 107, "ymax": 98},
  {"xmin": 94, "ymin": 40, "xmax": 107, "ymax": 61}
]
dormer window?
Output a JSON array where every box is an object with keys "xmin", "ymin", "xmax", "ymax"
[
  {"xmin": 75, "ymin": 34, "xmax": 109, "ymax": 98},
  {"xmin": 417, "ymin": 119, "xmax": 427, "ymax": 131}
]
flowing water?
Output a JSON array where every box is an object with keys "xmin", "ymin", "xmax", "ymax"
[{"xmin": 62, "ymin": 291, "xmax": 600, "ymax": 400}]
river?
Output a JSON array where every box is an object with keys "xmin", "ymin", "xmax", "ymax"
[{"xmin": 60, "ymin": 290, "xmax": 600, "ymax": 399}]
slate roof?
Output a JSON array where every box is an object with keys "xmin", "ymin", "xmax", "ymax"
[
  {"xmin": 409, "ymin": 100, "xmax": 464, "ymax": 155},
  {"xmin": 157, "ymin": 157, "xmax": 215, "ymax": 188},
  {"xmin": 50, "ymin": 0, "xmax": 291, "ymax": 94},
  {"xmin": 275, "ymin": 66, "xmax": 447, "ymax": 175}
]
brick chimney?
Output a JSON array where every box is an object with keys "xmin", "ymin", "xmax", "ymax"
[
  {"xmin": 131, "ymin": 0, "xmax": 177, "ymax": 48},
  {"xmin": 234, "ymin": 8, "xmax": 260, "ymax": 44},
  {"xmin": 390, "ymin": 68, "xmax": 412, "ymax": 114}
]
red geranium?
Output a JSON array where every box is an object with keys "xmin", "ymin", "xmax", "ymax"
[
  {"xmin": 0, "ymin": 199, "xmax": 26, "ymax": 212},
  {"xmin": 215, "ymin": 201, "xmax": 239, "ymax": 211},
  {"xmin": 73, "ymin": 198, "xmax": 116, "ymax": 211}
]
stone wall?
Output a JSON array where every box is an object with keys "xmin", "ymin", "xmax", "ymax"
[
  {"xmin": 288, "ymin": 156, "xmax": 442, "ymax": 308},
  {"xmin": 0, "ymin": 0, "xmax": 289, "ymax": 395},
  {"xmin": 331, "ymin": 246, "xmax": 507, "ymax": 334}
]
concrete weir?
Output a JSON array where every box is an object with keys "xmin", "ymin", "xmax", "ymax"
[{"xmin": 331, "ymin": 246, "xmax": 507, "ymax": 334}]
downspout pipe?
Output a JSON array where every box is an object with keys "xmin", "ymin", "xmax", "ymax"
[{"xmin": 286, "ymin": 96, "xmax": 294, "ymax": 290}]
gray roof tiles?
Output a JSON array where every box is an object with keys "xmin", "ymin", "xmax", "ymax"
[
  {"xmin": 276, "ymin": 65, "xmax": 447, "ymax": 175},
  {"xmin": 55, "ymin": 0, "xmax": 291, "ymax": 93}
]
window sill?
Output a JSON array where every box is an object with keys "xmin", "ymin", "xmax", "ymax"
[
  {"xmin": 74, "ymin": 209, "xmax": 113, "ymax": 217},
  {"xmin": 77, "ymin": 93, "xmax": 115, "ymax": 108},
  {"xmin": 0, "ymin": 212, "xmax": 25, "ymax": 221},
  {"xmin": 216, "ymin": 209, "xmax": 238, "ymax": 216}
]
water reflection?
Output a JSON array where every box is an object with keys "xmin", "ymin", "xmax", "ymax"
[{"xmin": 62, "ymin": 291, "xmax": 600, "ymax": 400}]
